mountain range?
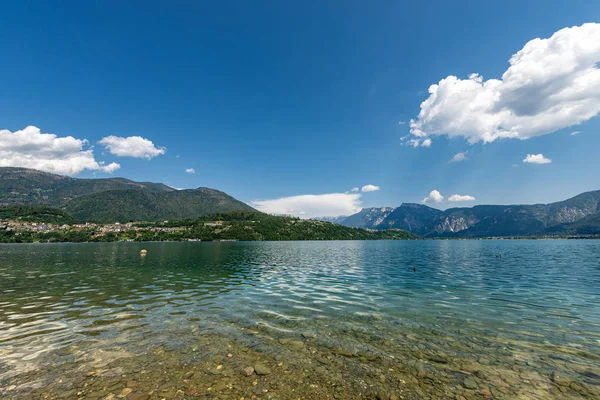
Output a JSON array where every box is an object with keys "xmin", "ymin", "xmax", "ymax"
[
  {"xmin": 0, "ymin": 167, "xmax": 254, "ymax": 222},
  {"xmin": 2, "ymin": 167, "xmax": 599, "ymax": 237},
  {"xmin": 322, "ymin": 190, "xmax": 600, "ymax": 237}
]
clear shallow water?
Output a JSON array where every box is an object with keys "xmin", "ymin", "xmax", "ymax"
[{"xmin": 0, "ymin": 240, "xmax": 599, "ymax": 400}]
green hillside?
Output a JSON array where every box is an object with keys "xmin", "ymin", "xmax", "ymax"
[
  {"xmin": 178, "ymin": 211, "xmax": 420, "ymax": 241},
  {"xmin": 0, "ymin": 167, "xmax": 174, "ymax": 206},
  {"xmin": 0, "ymin": 167, "xmax": 255, "ymax": 222},
  {"xmin": 0, "ymin": 205, "xmax": 76, "ymax": 224},
  {"xmin": 0, "ymin": 210, "xmax": 419, "ymax": 243},
  {"xmin": 64, "ymin": 188, "xmax": 256, "ymax": 223}
]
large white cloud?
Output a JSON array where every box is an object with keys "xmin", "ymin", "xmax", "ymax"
[
  {"xmin": 523, "ymin": 153, "xmax": 551, "ymax": 164},
  {"xmin": 251, "ymin": 193, "xmax": 362, "ymax": 218},
  {"xmin": 408, "ymin": 23, "xmax": 600, "ymax": 146},
  {"xmin": 448, "ymin": 194, "xmax": 476, "ymax": 202},
  {"xmin": 0, "ymin": 126, "xmax": 120, "ymax": 175},
  {"xmin": 422, "ymin": 190, "xmax": 444, "ymax": 203},
  {"xmin": 99, "ymin": 135, "xmax": 166, "ymax": 159}
]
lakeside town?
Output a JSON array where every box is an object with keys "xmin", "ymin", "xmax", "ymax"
[
  {"xmin": 0, "ymin": 212, "xmax": 419, "ymax": 243},
  {"xmin": 2, "ymin": 218, "xmax": 598, "ymax": 242},
  {"xmin": 0, "ymin": 220, "xmax": 188, "ymax": 234},
  {"xmin": 0, "ymin": 219, "xmax": 220, "ymax": 242}
]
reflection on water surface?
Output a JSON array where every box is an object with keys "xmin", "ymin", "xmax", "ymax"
[{"xmin": 1, "ymin": 240, "xmax": 599, "ymax": 399}]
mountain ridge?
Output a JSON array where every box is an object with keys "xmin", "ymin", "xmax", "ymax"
[
  {"xmin": 0, "ymin": 167, "xmax": 254, "ymax": 222},
  {"xmin": 0, "ymin": 167, "xmax": 175, "ymax": 206},
  {"xmin": 333, "ymin": 190, "xmax": 600, "ymax": 237}
]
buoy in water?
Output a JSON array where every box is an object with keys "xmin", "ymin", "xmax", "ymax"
[{"xmin": 140, "ymin": 249, "xmax": 148, "ymax": 256}]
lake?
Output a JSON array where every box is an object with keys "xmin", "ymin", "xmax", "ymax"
[{"xmin": 1, "ymin": 240, "xmax": 599, "ymax": 399}]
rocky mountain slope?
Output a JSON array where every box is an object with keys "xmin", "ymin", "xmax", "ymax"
[
  {"xmin": 339, "ymin": 207, "xmax": 394, "ymax": 229},
  {"xmin": 335, "ymin": 190, "xmax": 600, "ymax": 237}
]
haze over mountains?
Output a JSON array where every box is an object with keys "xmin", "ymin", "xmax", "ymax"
[{"xmin": 319, "ymin": 191, "xmax": 600, "ymax": 237}]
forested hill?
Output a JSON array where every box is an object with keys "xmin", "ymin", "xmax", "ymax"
[
  {"xmin": 0, "ymin": 167, "xmax": 174, "ymax": 206},
  {"xmin": 0, "ymin": 205, "xmax": 75, "ymax": 225},
  {"xmin": 64, "ymin": 188, "xmax": 255, "ymax": 223},
  {"xmin": 0, "ymin": 210, "xmax": 419, "ymax": 242},
  {"xmin": 0, "ymin": 167, "xmax": 255, "ymax": 222}
]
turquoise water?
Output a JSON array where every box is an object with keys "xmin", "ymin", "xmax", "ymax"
[{"xmin": 1, "ymin": 240, "xmax": 599, "ymax": 399}]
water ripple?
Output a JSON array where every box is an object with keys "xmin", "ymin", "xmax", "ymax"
[{"xmin": 0, "ymin": 240, "xmax": 599, "ymax": 398}]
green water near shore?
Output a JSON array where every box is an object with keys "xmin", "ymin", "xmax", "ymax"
[{"xmin": 1, "ymin": 241, "xmax": 599, "ymax": 399}]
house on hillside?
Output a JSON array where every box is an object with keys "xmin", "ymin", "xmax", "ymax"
[{"xmin": 203, "ymin": 221, "xmax": 224, "ymax": 227}]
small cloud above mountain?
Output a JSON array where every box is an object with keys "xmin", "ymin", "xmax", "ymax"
[
  {"xmin": 448, "ymin": 194, "xmax": 476, "ymax": 202},
  {"xmin": 422, "ymin": 190, "xmax": 444, "ymax": 203},
  {"xmin": 99, "ymin": 136, "xmax": 166, "ymax": 159},
  {"xmin": 523, "ymin": 154, "xmax": 552, "ymax": 164},
  {"xmin": 361, "ymin": 184, "xmax": 380, "ymax": 192},
  {"xmin": 450, "ymin": 152, "xmax": 468, "ymax": 163}
]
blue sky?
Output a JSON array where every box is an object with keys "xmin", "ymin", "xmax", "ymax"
[{"xmin": 1, "ymin": 1, "xmax": 600, "ymax": 217}]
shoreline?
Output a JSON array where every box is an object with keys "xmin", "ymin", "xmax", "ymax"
[{"xmin": 1, "ymin": 235, "xmax": 599, "ymax": 244}]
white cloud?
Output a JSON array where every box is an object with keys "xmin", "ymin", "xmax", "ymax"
[
  {"xmin": 251, "ymin": 193, "xmax": 362, "ymax": 218},
  {"xmin": 185, "ymin": 168, "xmax": 195, "ymax": 174},
  {"xmin": 351, "ymin": 187, "xmax": 359, "ymax": 192},
  {"xmin": 450, "ymin": 151, "xmax": 468, "ymax": 163},
  {"xmin": 402, "ymin": 136, "xmax": 432, "ymax": 147},
  {"xmin": 408, "ymin": 23, "xmax": 600, "ymax": 147},
  {"xmin": 0, "ymin": 126, "xmax": 120, "ymax": 175},
  {"xmin": 99, "ymin": 135, "xmax": 166, "ymax": 159},
  {"xmin": 422, "ymin": 190, "xmax": 444, "ymax": 203},
  {"xmin": 523, "ymin": 153, "xmax": 552, "ymax": 164},
  {"xmin": 361, "ymin": 184, "xmax": 380, "ymax": 192},
  {"xmin": 176, "ymin": 154, "xmax": 181, "ymax": 158},
  {"xmin": 398, "ymin": 120, "xmax": 406, "ymax": 125},
  {"xmin": 448, "ymin": 194, "xmax": 476, "ymax": 202},
  {"xmin": 571, "ymin": 131, "xmax": 580, "ymax": 135},
  {"xmin": 100, "ymin": 162, "xmax": 121, "ymax": 173}
]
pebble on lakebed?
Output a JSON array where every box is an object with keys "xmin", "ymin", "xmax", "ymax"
[
  {"xmin": 253, "ymin": 362, "xmax": 271, "ymax": 375},
  {"xmin": 463, "ymin": 377, "xmax": 478, "ymax": 389}
]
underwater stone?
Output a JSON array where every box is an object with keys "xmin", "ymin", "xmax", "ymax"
[{"xmin": 254, "ymin": 363, "xmax": 271, "ymax": 375}]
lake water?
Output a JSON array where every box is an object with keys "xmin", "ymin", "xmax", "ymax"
[{"xmin": 1, "ymin": 240, "xmax": 599, "ymax": 400}]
